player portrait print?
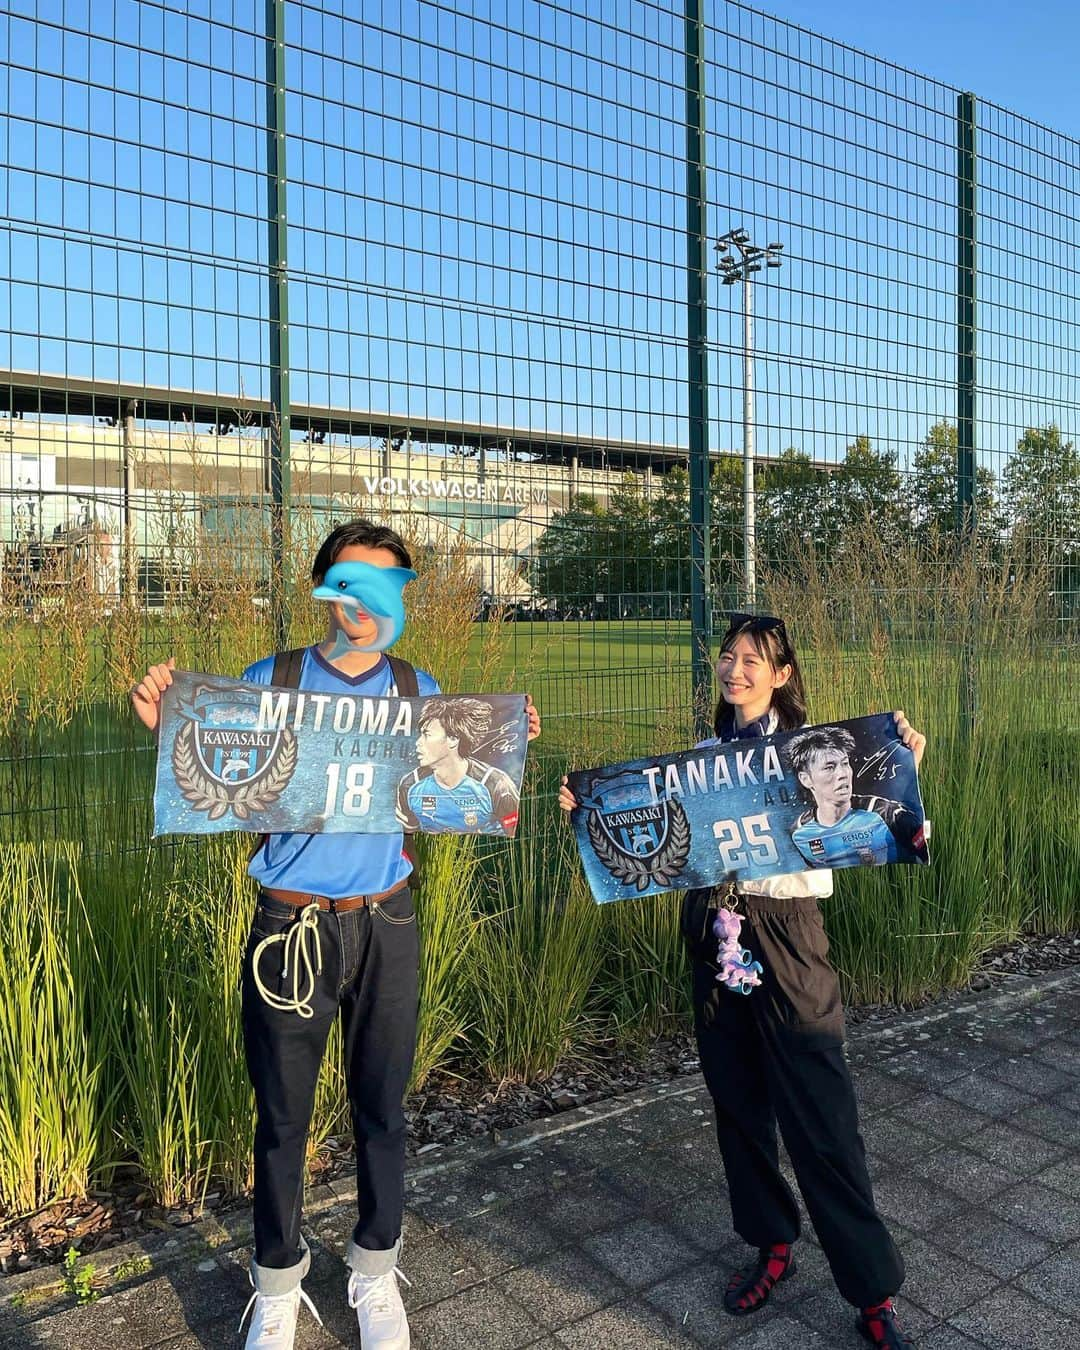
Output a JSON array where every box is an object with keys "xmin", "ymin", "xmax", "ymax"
[
  {"xmin": 171, "ymin": 681, "xmax": 298, "ymax": 822},
  {"xmin": 396, "ymin": 696, "xmax": 522, "ymax": 835},
  {"xmin": 784, "ymin": 726, "xmax": 921, "ymax": 868},
  {"xmin": 154, "ymin": 672, "xmax": 530, "ymax": 837},
  {"xmin": 577, "ymin": 770, "xmax": 692, "ymax": 892},
  {"xmin": 567, "ymin": 712, "xmax": 929, "ymax": 904}
]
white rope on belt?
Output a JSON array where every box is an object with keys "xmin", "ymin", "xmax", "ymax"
[{"xmin": 252, "ymin": 900, "xmax": 323, "ymax": 1018}]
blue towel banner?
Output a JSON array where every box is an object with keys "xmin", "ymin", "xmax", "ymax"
[
  {"xmin": 153, "ymin": 671, "xmax": 529, "ymax": 838},
  {"xmin": 567, "ymin": 713, "xmax": 929, "ymax": 904}
]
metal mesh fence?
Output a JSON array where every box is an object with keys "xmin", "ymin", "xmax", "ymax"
[{"xmin": 1, "ymin": 0, "xmax": 1078, "ymax": 839}]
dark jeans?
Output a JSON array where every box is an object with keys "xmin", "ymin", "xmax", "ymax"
[
  {"xmin": 241, "ymin": 887, "xmax": 419, "ymax": 1285},
  {"xmin": 682, "ymin": 887, "xmax": 904, "ymax": 1309}
]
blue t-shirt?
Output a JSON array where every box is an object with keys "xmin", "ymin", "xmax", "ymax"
[
  {"xmin": 791, "ymin": 806, "xmax": 900, "ymax": 868},
  {"xmin": 243, "ymin": 647, "xmax": 440, "ymax": 897}
]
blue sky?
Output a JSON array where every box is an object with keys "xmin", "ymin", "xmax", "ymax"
[
  {"xmin": 1, "ymin": 0, "xmax": 1075, "ymax": 480},
  {"xmin": 757, "ymin": 0, "xmax": 1080, "ymax": 138}
]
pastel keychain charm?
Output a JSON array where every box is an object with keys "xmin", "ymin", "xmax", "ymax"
[
  {"xmin": 713, "ymin": 907, "xmax": 763, "ymax": 995},
  {"xmin": 312, "ymin": 560, "xmax": 417, "ymax": 653}
]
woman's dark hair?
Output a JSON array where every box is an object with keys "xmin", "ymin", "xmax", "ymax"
[
  {"xmin": 713, "ymin": 614, "xmax": 807, "ymax": 736},
  {"xmin": 311, "ymin": 520, "xmax": 412, "ymax": 581}
]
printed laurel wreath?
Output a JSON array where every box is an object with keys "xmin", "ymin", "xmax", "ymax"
[
  {"xmin": 586, "ymin": 799, "xmax": 692, "ymax": 891},
  {"xmin": 172, "ymin": 722, "xmax": 299, "ymax": 822}
]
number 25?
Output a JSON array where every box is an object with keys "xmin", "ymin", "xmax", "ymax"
[{"xmin": 712, "ymin": 813, "xmax": 779, "ymax": 869}]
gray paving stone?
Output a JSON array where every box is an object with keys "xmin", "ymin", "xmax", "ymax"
[
  {"xmin": 728, "ymin": 1313, "xmax": 832, "ymax": 1347},
  {"xmin": 582, "ymin": 1217, "xmax": 701, "ymax": 1291},
  {"xmin": 851, "ymin": 1067, "xmax": 924, "ymax": 1115},
  {"xmin": 930, "ymin": 1207, "xmax": 1055, "ymax": 1280},
  {"xmin": 916, "ymin": 1324, "xmax": 995, "ymax": 1349},
  {"xmin": 1014, "ymin": 1242, "xmax": 1080, "ymax": 1318},
  {"xmin": 481, "ymin": 1148, "xmax": 576, "ymax": 1199},
  {"xmin": 1036, "ymin": 1156, "xmax": 1080, "ymax": 1200},
  {"xmin": 408, "ymin": 1282, "xmax": 544, "ymax": 1350},
  {"xmin": 1007, "ymin": 1092, "xmax": 1080, "ymax": 1147},
  {"xmin": 952, "ymin": 1285, "xmax": 1080, "ymax": 1350},
  {"xmin": 960, "ymin": 1119, "xmax": 1070, "ymax": 1173},
  {"xmin": 413, "ymin": 1165, "xmax": 522, "ymax": 1226},
  {"xmin": 859, "ymin": 1111, "xmax": 949, "ymax": 1162},
  {"xmin": 937, "ymin": 1073, "xmax": 1028, "ymax": 1120},
  {"xmin": 652, "ymin": 1190, "xmax": 747, "ymax": 1258},
  {"xmin": 976, "ymin": 1024, "xmax": 1045, "ymax": 1054},
  {"xmin": 794, "ymin": 1282, "xmax": 939, "ymax": 1345},
  {"xmin": 912, "ymin": 1047, "xmax": 1001, "ymax": 1087},
  {"xmin": 985, "ymin": 1055, "xmax": 1077, "ymax": 1098},
  {"xmin": 914, "ymin": 1145, "xmax": 1029, "ymax": 1203},
  {"xmin": 9, "ymin": 1298, "xmax": 136, "ymax": 1349},
  {"xmin": 112, "ymin": 1273, "xmax": 219, "ymax": 1337},
  {"xmin": 642, "ymin": 1257, "xmax": 779, "ymax": 1344},
  {"xmin": 890, "ymin": 1091, "xmax": 994, "ymax": 1141},
  {"xmin": 398, "ymin": 1233, "xmax": 485, "ymax": 1308},
  {"xmin": 445, "ymin": 1205, "xmax": 563, "ymax": 1276},
  {"xmin": 1053, "ymin": 1076, "xmax": 1080, "ymax": 1113},
  {"xmin": 868, "ymin": 1171, "xmax": 970, "ymax": 1235},
  {"xmin": 983, "ymin": 1179, "xmax": 1080, "ymax": 1241},
  {"xmin": 537, "ymin": 1179, "xmax": 641, "ymax": 1240},
  {"xmin": 553, "ymin": 1298, "xmax": 698, "ymax": 1347},
  {"xmin": 657, "ymin": 1131, "xmax": 724, "ymax": 1188},
  {"xmin": 594, "ymin": 1151, "xmax": 700, "ymax": 1212},
  {"xmin": 8, "ymin": 969, "xmax": 1078, "ymax": 1350},
  {"xmin": 493, "ymin": 1247, "xmax": 620, "ymax": 1329},
  {"xmin": 1032, "ymin": 1038, "xmax": 1080, "ymax": 1078},
  {"xmin": 886, "ymin": 1235, "xmax": 997, "ymax": 1318},
  {"xmin": 297, "ymin": 1274, "xmax": 367, "ymax": 1346},
  {"xmin": 146, "ymin": 1330, "xmax": 243, "ymax": 1350}
]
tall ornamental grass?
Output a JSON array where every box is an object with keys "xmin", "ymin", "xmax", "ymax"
[
  {"xmin": 0, "ymin": 517, "xmax": 1076, "ymax": 1221},
  {"xmin": 0, "ymin": 846, "xmax": 105, "ymax": 1215},
  {"xmin": 469, "ymin": 818, "xmax": 605, "ymax": 1083}
]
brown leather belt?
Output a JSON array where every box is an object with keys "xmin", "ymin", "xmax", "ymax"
[{"xmin": 260, "ymin": 883, "xmax": 408, "ymax": 914}]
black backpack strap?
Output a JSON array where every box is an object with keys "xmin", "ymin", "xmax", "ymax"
[
  {"xmin": 271, "ymin": 647, "xmax": 307, "ymax": 688},
  {"xmin": 386, "ymin": 655, "xmax": 419, "ymax": 697},
  {"xmin": 386, "ymin": 656, "xmax": 421, "ymax": 883}
]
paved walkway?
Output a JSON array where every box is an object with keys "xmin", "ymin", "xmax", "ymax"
[{"xmin": 3, "ymin": 968, "xmax": 1079, "ymax": 1349}]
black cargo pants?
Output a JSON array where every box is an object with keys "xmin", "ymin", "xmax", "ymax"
[{"xmin": 682, "ymin": 886, "xmax": 904, "ymax": 1308}]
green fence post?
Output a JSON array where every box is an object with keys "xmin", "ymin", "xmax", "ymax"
[
  {"xmin": 957, "ymin": 92, "xmax": 976, "ymax": 533},
  {"xmin": 686, "ymin": 0, "xmax": 712, "ymax": 736},
  {"xmin": 957, "ymin": 91, "xmax": 977, "ymax": 728},
  {"xmin": 267, "ymin": 0, "xmax": 292, "ymax": 648}
]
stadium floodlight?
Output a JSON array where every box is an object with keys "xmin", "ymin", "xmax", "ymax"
[{"xmin": 715, "ymin": 229, "xmax": 785, "ymax": 608}]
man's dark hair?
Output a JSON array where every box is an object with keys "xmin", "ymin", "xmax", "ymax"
[
  {"xmin": 418, "ymin": 697, "xmax": 492, "ymax": 757},
  {"xmin": 784, "ymin": 726, "xmax": 857, "ymax": 780},
  {"xmin": 311, "ymin": 520, "xmax": 412, "ymax": 581}
]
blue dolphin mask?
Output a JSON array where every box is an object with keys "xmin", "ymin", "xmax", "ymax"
[{"xmin": 312, "ymin": 560, "xmax": 417, "ymax": 652}]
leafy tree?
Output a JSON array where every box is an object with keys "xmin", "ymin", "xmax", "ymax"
[
  {"xmin": 757, "ymin": 448, "xmax": 831, "ymax": 573},
  {"xmin": 531, "ymin": 492, "xmax": 609, "ymax": 603},
  {"xmin": 909, "ymin": 420, "xmax": 999, "ymax": 540},
  {"xmin": 820, "ymin": 435, "xmax": 906, "ymax": 552},
  {"xmin": 1002, "ymin": 424, "xmax": 1080, "ymax": 606}
]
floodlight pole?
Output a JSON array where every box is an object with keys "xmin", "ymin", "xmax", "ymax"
[
  {"xmin": 741, "ymin": 275, "xmax": 755, "ymax": 607},
  {"xmin": 716, "ymin": 231, "xmax": 783, "ymax": 610}
]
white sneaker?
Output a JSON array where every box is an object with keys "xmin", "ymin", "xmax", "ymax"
[
  {"xmin": 347, "ymin": 1266, "xmax": 412, "ymax": 1350},
  {"xmin": 238, "ymin": 1280, "xmax": 323, "ymax": 1349}
]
